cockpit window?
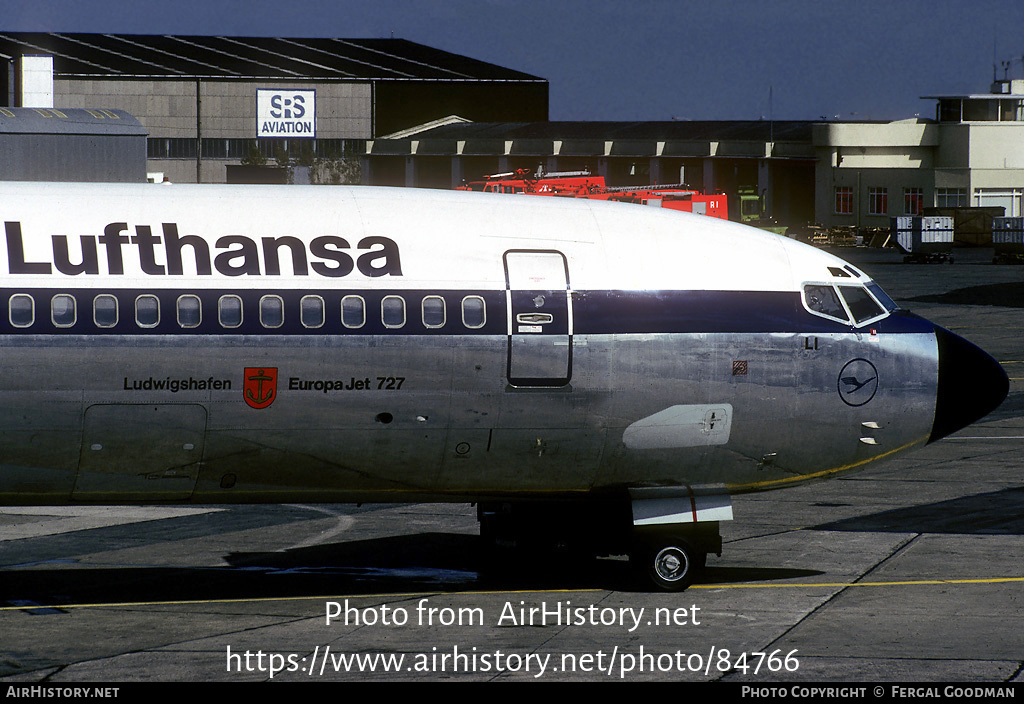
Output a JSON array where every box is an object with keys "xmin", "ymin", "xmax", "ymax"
[
  {"xmin": 839, "ymin": 286, "xmax": 885, "ymax": 324},
  {"xmin": 867, "ymin": 283, "xmax": 898, "ymax": 312},
  {"xmin": 803, "ymin": 283, "xmax": 893, "ymax": 327},
  {"xmin": 804, "ymin": 284, "xmax": 848, "ymax": 323}
]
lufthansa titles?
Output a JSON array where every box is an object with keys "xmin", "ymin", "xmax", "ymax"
[{"xmin": 5, "ymin": 222, "xmax": 402, "ymax": 278}]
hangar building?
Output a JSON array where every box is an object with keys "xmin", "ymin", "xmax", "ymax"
[
  {"xmin": 0, "ymin": 32, "xmax": 548, "ymax": 183},
  {"xmin": 366, "ymin": 78, "xmax": 1024, "ymax": 231},
  {"xmin": 0, "ymin": 107, "xmax": 146, "ymax": 182},
  {"xmin": 365, "ymin": 119, "xmax": 817, "ymax": 226},
  {"xmin": 3, "ymin": 31, "xmax": 1023, "ymax": 232}
]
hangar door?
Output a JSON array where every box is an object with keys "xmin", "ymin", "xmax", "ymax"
[{"xmin": 503, "ymin": 249, "xmax": 572, "ymax": 387}]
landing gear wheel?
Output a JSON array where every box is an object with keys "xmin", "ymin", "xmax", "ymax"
[{"xmin": 634, "ymin": 538, "xmax": 698, "ymax": 591}]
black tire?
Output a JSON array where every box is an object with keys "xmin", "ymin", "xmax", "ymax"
[{"xmin": 634, "ymin": 537, "xmax": 697, "ymax": 591}]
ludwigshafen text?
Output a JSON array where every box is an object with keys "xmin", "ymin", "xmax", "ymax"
[{"xmin": 124, "ymin": 376, "xmax": 231, "ymax": 393}]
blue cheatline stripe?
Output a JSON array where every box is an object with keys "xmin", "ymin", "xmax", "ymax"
[
  {"xmin": 0, "ymin": 288, "xmax": 934, "ymax": 336},
  {"xmin": 574, "ymin": 290, "xmax": 931, "ymax": 335}
]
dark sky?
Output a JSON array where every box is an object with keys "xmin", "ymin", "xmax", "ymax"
[{"xmin": 6, "ymin": 0, "xmax": 1024, "ymax": 122}]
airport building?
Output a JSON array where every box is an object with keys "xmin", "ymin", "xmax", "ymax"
[
  {"xmin": 0, "ymin": 32, "xmax": 548, "ymax": 184},
  {"xmin": 814, "ymin": 78, "xmax": 1024, "ymax": 227},
  {"xmin": 366, "ymin": 78, "xmax": 1024, "ymax": 231},
  {"xmin": 2, "ymin": 31, "xmax": 1024, "ymax": 231},
  {"xmin": 0, "ymin": 107, "xmax": 146, "ymax": 182},
  {"xmin": 365, "ymin": 119, "xmax": 818, "ymax": 225}
]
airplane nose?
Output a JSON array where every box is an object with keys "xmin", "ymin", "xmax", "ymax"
[{"xmin": 929, "ymin": 325, "xmax": 1009, "ymax": 443}]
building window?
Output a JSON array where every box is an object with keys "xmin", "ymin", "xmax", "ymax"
[
  {"xmin": 963, "ymin": 99, "xmax": 995, "ymax": 122},
  {"xmin": 974, "ymin": 188, "xmax": 1024, "ymax": 217},
  {"xmin": 148, "ymin": 138, "xmax": 361, "ymax": 161},
  {"xmin": 903, "ymin": 188, "xmax": 923, "ymax": 216},
  {"xmin": 868, "ymin": 188, "xmax": 888, "ymax": 216},
  {"xmin": 999, "ymin": 99, "xmax": 1024, "ymax": 122},
  {"xmin": 834, "ymin": 187, "xmax": 853, "ymax": 215},
  {"xmin": 938, "ymin": 99, "xmax": 962, "ymax": 123},
  {"xmin": 936, "ymin": 188, "xmax": 967, "ymax": 208}
]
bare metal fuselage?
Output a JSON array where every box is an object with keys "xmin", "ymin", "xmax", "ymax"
[
  {"xmin": 0, "ymin": 183, "xmax": 1004, "ymax": 512},
  {"xmin": 1, "ymin": 327, "xmax": 939, "ymax": 505}
]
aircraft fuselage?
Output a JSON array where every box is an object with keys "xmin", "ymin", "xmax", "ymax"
[{"xmin": 0, "ymin": 182, "xmax": 1007, "ymax": 589}]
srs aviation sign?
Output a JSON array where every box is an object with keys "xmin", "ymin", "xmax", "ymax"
[{"xmin": 257, "ymin": 90, "xmax": 316, "ymax": 138}]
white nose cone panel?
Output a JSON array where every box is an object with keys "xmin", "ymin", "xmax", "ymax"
[{"xmin": 623, "ymin": 404, "xmax": 733, "ymax": 450}]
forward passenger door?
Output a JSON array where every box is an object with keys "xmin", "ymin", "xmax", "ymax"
[{"xmin": 503, "ymin": 249, "xmax": 572, "ymax": 387}]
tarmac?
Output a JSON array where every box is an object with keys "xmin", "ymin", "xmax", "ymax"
[{"xmin": 0, "ymin": 245, "xmax": 1021, "ymax": 683}]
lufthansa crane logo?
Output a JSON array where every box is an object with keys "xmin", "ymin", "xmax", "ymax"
[
  {"xmin": 244, "ymin": 367, "xmax": 278, "ymax": 409},
  {"xmin": 838, "ymin": 359, "xmax": 878, "ymax": 407}
]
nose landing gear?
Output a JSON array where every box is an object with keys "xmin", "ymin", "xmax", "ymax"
[{"xmin": 632, "ymin": 535, "xmax": 708, "ymax": 592}]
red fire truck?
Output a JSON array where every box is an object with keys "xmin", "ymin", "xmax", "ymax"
[{"xmin": 456, "ymin": 169, "xmax": 728, "ymax": 220}]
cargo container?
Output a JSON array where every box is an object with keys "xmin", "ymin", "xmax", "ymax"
[
  {"xmin": 992, "ymin": 216, "xmax": 1024, "ymax": 263},
  {"xmin": 891, "ymin": 216, "xmax": 954, "ymax": 263}
]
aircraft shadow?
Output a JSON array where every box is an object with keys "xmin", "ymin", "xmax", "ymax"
[
  {"xmin": 0, "ymin": 532, "xmax": 823, "ymax": 607},
  {"xmin": 907, "ymin": 282, "xmax": 1024, "ymax": 308},
  {"xmin": 813, "ymin": 487, "xmax": 1024, "ymax": 535},
  {"xmin": 230, "ymin": 534, "xmax": 824, "ymax": 591}
]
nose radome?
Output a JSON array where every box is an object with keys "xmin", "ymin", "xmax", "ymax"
[{"xmin": 929, "ymin": 325, "xmax": 1009, "ymax": 443}]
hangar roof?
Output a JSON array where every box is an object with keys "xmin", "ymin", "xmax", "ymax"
[
  {"xmin": 0, "ymin": 32, "xmax": 544, "ymax": 82},
  {"xmin": 403, "ymin": 120, "xmax": 816, "ymax": 142},
  {"xmin": 370, "ymin": 119, "xmax": 819, "ymax": 159},
  {"xmin": 0, "ymin": 107, "xmax": 146, "ymax": 135}
]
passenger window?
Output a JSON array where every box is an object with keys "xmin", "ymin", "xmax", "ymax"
[
  {"xmin": 341, "ymin": 295, "xmax": 365, "ymax": 328},
  {"xmin": 839, "ymin": 286, "xmax": 885, "ymax": 324},
  {"xmin": 135, "ymin": 295, "xmax": 160, "ymax": 328},
  {"xmin": 803, "ymin": 285, "xmax": 848, "ymax": 323},
  {"xmin": 462, "ymin": 296, "xmax": 486, "ymax": 329},
  {"xmin": 177, "ymin": 295, "xmax": 201, "ymax": 328},
  {"xmin": 94, "ymin": 294, "xmax": 118, "ymax": 328},
  {"xmin": 9, "ymin": 294, "xmax": 34, "ymax": 328},
  {"xmin": 301, "ymin": 295, "xmax": 324, "ymax": 328},
  {"xmin": 422, "ymin": 295, "xmax": 445, "ymax": 328},
  {"xmin": 51, "ymin": 294, "xmax": 76, "ymax": 327},
  {"xmin": 218, "ymin": 295, "xmax": 242, "ymax": 328},
  {"xmin": 260, "ymin": 295, "xmax": 284, "ymax": 328},
  {"xmin": 382, "ymin": 295, "xmax": 406, "ymax": 328}
]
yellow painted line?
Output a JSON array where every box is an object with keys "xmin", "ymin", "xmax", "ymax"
[
  {"xmin": 3, "ymin": 578, "xmax": 1022, "ymax": 613},
  {"xmin": 947, "ymin": 435, "xmax": 1024, "ymax": 440}
]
